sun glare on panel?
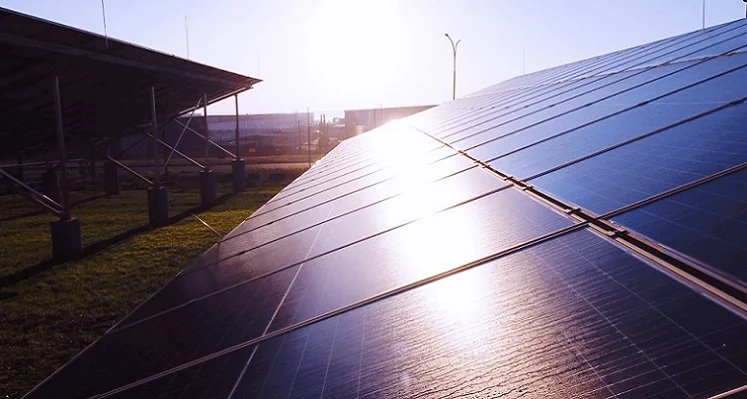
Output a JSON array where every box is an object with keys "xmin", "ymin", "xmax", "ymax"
[{"xmin": 305, "ymin": 0, "xmax": 407, "ymax": 94}]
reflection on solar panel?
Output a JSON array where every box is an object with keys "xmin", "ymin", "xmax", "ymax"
[{"xmin": 25, "ymin": 18, "xmax": 747, "ymax": 399}]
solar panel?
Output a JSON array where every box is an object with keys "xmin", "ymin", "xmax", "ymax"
[
  {"xmin": 612, "ymin": 166, "xmax": 747, "ymax": 287},
  {"xmin": 24, "ymin": 17, "xmax": 747, "ymax": 399}
]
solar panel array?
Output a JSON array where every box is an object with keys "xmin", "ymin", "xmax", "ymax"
[{"xmin": 25, "ymin": 19, "xmax": 747, "ymax": 399}]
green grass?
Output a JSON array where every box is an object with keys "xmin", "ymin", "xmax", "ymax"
[{"xmin": 0, "ymin": 183, "xmax": 285, "ymax": 398}]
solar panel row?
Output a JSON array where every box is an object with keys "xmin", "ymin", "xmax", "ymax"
[{"xmin": 24, "ymin": 17, "xmax": 747, "ymax": 399}]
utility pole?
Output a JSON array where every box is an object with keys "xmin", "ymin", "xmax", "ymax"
[
  {"xmin": 702, "ymin": 0, "xmax": 706, "ymax": 29},
  {"xmin": 185, "ymin": 16, "xmax": 190, "ymax": 59},
  {"xmin": 101, "ymin": 0, "xmax": 108, "ymax": 49},
  {"xmin": 307, "ymin": 108, "xmax": 311, "ymax": 168},
  {"xmin": 445, "ymin": 33, "xmax": 461, "ymax": 101}
]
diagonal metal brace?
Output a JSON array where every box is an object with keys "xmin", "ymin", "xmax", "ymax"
[
  {"xmin": 105, "ymin": 156, "xmax": 153, "ymax": 186},
  {"xmin": 0, "ymin": 166, "xmax": 63, "ymax": 216},
  {"xmin": 174, "ymin": 119, "xmax": 237, "ymax": 159},
  {"xmin": 141, "ymin": 129, "xmax": 206, "ymax": 171},
  {"xmin": 161, "ymin": 97, "xmax": 203, "ymax": 176}
]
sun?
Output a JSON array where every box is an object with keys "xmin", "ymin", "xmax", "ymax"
[{"xmin": 304, "ymin": 0, "xmax": 407, "ymax": 96}]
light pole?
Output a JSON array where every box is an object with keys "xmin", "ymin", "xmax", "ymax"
[
  {"xmin": 744, "ymin": 0, "xmax": 747, "ymax": 18},
  {"xmin": 445, "ymin": 33, "xmax": 461, "ymax": 101}
]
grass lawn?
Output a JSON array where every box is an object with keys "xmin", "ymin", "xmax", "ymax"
[{"xmin": 0, "ymin": 182, "xmax": 285, "ymax": 398}]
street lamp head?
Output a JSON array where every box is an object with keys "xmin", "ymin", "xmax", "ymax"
[{"xmin": 445, "ymin": 33, "xmax": 450, "ymax": 37}]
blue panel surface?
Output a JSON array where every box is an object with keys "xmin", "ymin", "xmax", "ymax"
[
  {"xmin": 228, "ymin": 229, "xmax": 747, "ymax": 399},
  {"xmin": 530, "ymin": 101, "xmax": 747, "ymax": 214},
  {"xmin": 613, "ymin": 168, "xmax": 747, "ymax": 286}
]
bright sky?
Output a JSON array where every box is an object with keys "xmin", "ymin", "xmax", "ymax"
[{"xmin": 2, "ymin": 0, "xmax": 745, "ymax": 116}]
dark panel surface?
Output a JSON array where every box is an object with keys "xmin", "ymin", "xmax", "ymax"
[
  {"xmin": 27, "ymin": 267, "xmax": 297, "ymax": 399},
  {"xmin": 106, "ymin": 346, "xmax": 254, "ymax": 399},
  {"xmin": 267, "ymin": 187, "xmax": 575, "ymax": 332},
  {"xmin": 122, "ymin": 166, "xmax": 503, "ymax": 324},
  {"xmin": 229, "ymin": 229, "xmax": 747, "ymax": 399},
  {"xmin": 530, "ymin": 101, "xmax": 747, "ymax": 214},
  {"xmin": 481, "ymin": 53, "xmax": 747, "ymax": 176},
  {"xmin": 613, "ymin": 168, "xmax": 747, "ymax": 287}
]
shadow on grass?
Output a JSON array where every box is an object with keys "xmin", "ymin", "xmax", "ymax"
[{"xmin": 0, "ymin": 192, "xmax": 235, "ymax": 291}]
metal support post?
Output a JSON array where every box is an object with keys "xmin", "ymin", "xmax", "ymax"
[
  {"xmin": 161, "ymin": 128, "xmax": 168, "ymax": 175},
  {"xmin": 235, "ymin": 94, "xmax": 240, "ymax": 159},
  {"xmin": 89, "ymin": 148, "xmax": 97, "ymax": 182},
  {"xmin": 53, "ymin": 76, "xmax": 71, "ymax": 220},
  {"xmin": 200, "ymin": 170, "xmax": 217, "ymax": 207},
  {"xmin": 307, "ymin": 108, "xmax": 311, "ymax": 168},
  {"xmin": 232, "ymin": 159, "xmax": 246, "ymax": 193},
  {"xmin": 231, "ymin": 93, "xmax": 245, "ymax": 193},
  {"xmin": 149, "ymin": 86, "xmax": 168, "ymax": 227},
  {"xmin": 103, "ymin": 159, "xmax": 120, "ymax": 195},
  {"xmin": 150, "ymin": 86, "xmax": 160, "ymax": 187},
  {"xmin": 203, "ymin": 93, "xmax": 210, "ymax": 159},
  {"xmin": 51, "ymin": 76, "xmax": 82, "ymax": 259}
]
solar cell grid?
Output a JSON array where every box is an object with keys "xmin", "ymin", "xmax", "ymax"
[
  {"xmin": 529, "ymin": 100, "xmax": 747, "ymax": 215},
  {"xmin": 274, "ymin": 129, "xmax": 440, "ymax": 193},
  {"xmin": 120, "ymin": 165, "xmax": 501, "ymax": 324},
  {"xmin": 26, "ymin": 266, "xmax": 299, "ymax": 399},
  {"xmin": 612, "ymin": 166, "xmax": 747, "ymax": 287},
  {"xmin": 91, "ymin": 230, "xmax": 747, "ymax": 399},
  {"xmin": 428, "ymin": 78, "xmax": 592, "ymax": 140},
  {"xmin": 253, "ymin": 146, "xmax": 462, "ymax": 220},
  {"xmin": 467, "ymin": 50, "xmax": 747, "ymax": 169},
  {"xmin": 265, "ymin": 187, "xmax": 574, "ymax": 330},
  {"xmin": 465, "ymin": 20, "xmax": 734, "ymax": 97},
  {"xmin": 615, "ymin": 21, "xmax": 747, "ymax": 73},
  {"xmin": 448, "ymin": 23, "xmax": 747, "ymax": 149}
]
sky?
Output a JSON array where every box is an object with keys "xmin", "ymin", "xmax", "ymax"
[{"xmin": 1, "ymin": 0, "xmax": 746, "ymax": 116}]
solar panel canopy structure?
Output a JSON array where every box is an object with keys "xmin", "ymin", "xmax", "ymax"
[
  {"xmin": 0, "ymin": 7, "xmax": 260, "ymax": 158},
  {"xmin": 25, "ymin": 18, "xmax": 747, "ymax": 399}
]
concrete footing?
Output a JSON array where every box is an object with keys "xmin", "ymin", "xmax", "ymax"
[
  {"xmin": 232, "ymin": 159, "xmax": 246, "ymax": 193},
  {"xmin": 51, "ymin": 217, "xmax": 82, "ymax": 260},
  {"xmin": 42, "ymin": 171, "xmax": 61, "ymax": 203},
  {"xmin": 148, "ymin": 186, "xmax": 169, "ymax": 227},
  {"xmin": 104, "ymin": 160, "xmax": 120, "ymax": 195},
  {"xmin": 200, "ymin": 170, "xmax": 217, "ymax": 207}
]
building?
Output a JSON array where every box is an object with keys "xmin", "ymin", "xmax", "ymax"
[{"xmin": 344, "ymin": 105, "xmax": 435, "ymax": 138}]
